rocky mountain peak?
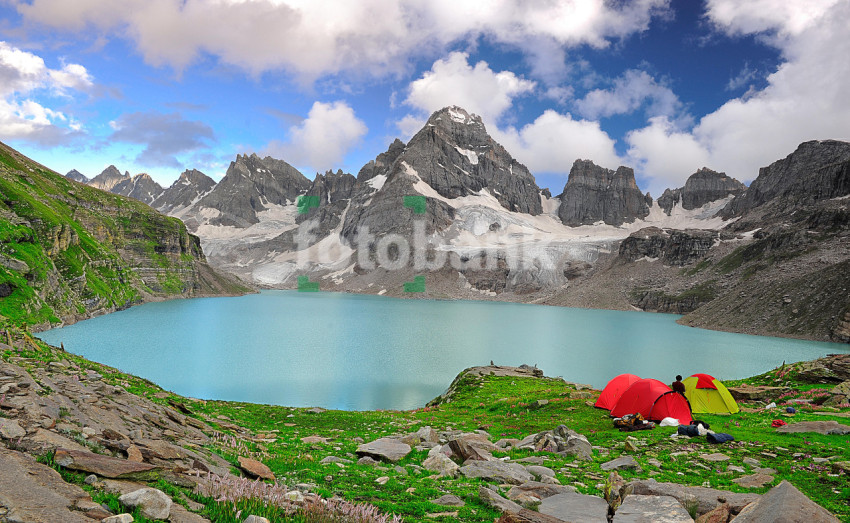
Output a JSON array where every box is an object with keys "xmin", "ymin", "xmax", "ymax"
[
  {"xmin": 723, "ymin": 139, "xmax": 850, "ymax": 219},
  {"xmin": 658, "ymin": 167, "xmax": 747, "ymax": 215},
  {"xmin": 557, "ymin": 159, "xmax": 651, "ymax": 226},
  {"xmin": 64, "ymin": 169, "xmax": 88, "ymax": 183},
  {"xmin": 194, "ymin": 153, "xmax": 311, "ymax": 227},
  {"xmin": 356, "ymin": 139, "xmax": 406, "ymax": 183},
  {"xmin": 153, "ymin": 169, "xmax": 216, "ymax": 215},
  {"xmin": 88, "ymin": 165, "xmax": 129, "ymax": 191},
  {"xmin": 111, "ymin": 172, "xmax": 164, "ymax": 205}
]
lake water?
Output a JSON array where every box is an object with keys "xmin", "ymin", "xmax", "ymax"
[{"xmin": 37, "ymin": 291, "xmax": 849, "ymax": 411}]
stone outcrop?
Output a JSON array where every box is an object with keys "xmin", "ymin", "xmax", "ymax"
[
  {"xmin": 558, "ymin": 160, "xmax": 651, "ymax": 226},
  {"xmin": 111, "ymin": 173, "xmax": 165, "ymax": 205},
  {"xmin": 657, "ymin": 168, "xmax": 746, "ymax": 215},
  {"xmin": 618, "ymin": 227, "xmax": 719, "ymax": 266},
  {"xmin": 195, "ymin": 153, "xmax": 311, "ymax": 227},
  {"xmin": 153, "ymin": 169, "xmax": 217, "ymax": 215},
  {"xmin": 732, "ymin": 480, "xmax": 840, "ymax": 522},
  {"xmin": 626, "ymin": 479, "xmax": 759, "ymax": 516}
]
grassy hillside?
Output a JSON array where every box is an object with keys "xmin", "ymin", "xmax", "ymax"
[{"xmin": 0, "ymin": 141, "xmax": 247, "ymax": 330}]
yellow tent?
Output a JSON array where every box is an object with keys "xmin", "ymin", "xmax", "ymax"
[{"xmin": 683, "ymin": 373, "xmax": 739, "ymax": 414}]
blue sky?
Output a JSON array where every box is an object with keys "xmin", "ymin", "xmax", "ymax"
[{"xmin": 1, "ymin": 0, "xmax": 849, "ymax": 197}]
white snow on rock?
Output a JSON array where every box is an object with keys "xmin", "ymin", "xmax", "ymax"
[
  {"xmin": 455, "ymin": 146, "xmax": 479, "ymax": 165},
  {"xmin": 366, "ymin": 174, "xmax": 387, "ymax": 191}
]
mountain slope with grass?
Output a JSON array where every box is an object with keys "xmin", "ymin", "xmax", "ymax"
[{"xmin": 0, "ymin": 141, "xmax": 248, "ymax": 330}]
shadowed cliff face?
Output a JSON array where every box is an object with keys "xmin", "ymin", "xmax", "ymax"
[
  {"xmin": 0, "ymin": 141, "xmax": 247, "ymax": 330},
  {"xmin": 557, "ymin": 159, "xmax": 651, "ymax": 226}
]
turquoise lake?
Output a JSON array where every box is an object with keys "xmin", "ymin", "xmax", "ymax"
[{"xmin": 37, "ymin": 291, "xmax": 850, "ymax": 411}]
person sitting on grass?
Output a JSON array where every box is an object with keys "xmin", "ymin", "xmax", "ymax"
[{"xmin": 672, "ymin": 375, "xmax": 686, "ymax": 395}]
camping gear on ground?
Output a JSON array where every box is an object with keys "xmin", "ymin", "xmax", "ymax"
[
  {"xmin": 772, "ymin": 419, "xmax": 788, "ymax": 428},
  {"xmin": 678, "ymin": 424, "xmax": 700, "ymax": 437},
  {"xmin": 595, "ymin": 373, "xmax": 641, "ymax": 410},
  {"xmin": 766, "ymin": 402, "xmax": 777, "ymax": 409},
  {"xmin": 610, "ymin": 378, "xmax": 693, "ymax": 424},
  {"xmin": 707, "ymin": 432, "xmax": 735, "ymax": 444},
  {"xmin": 786, "ymin": 406, "xmax": 796, "ymax": 414},
  {"xmin": 613, "ymin": 413, "xmax": 655, "ymax": 432},
  {"xmin": 682, "ymin": 373, "xmax": 740, "ymax": 414},
  {"xmin": 659, "ymin": 417, "xmax": 679, "ymax": 427}
]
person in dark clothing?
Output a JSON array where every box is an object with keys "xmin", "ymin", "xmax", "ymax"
[{"xmin": 672, "ymin": 375, "xmax": 686, "ymax": 394}]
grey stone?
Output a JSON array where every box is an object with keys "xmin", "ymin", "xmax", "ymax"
[
  {"xmin": 526, "ymin": 465, "xmax": 556, "ymax": 479},
  {"xmin": 320, "ymin": 456, "xmax": 352, "ymax": 465},
  {"xmin": 243, "ymin": 516, "xmax": 271, "ymax": 523},
  {"xmin": 657, "ymin": 168, "xmax": 746, "ymax": 216},
  {"xmin": 459, "ymin": 460, "xmax": 534, "ymax": 485},
  {"xmin": 732, "ymin": 480, "xmax": 840, "ymax": 522},
  {"xmin": 507, "ymin": 481, "xmax": 577, "ymax": 501},
  {"xmin": 558, "ymin": 159, "xmax": 651, "ymax": 226},
  {"xmin": 613, "ymin": 495, "xmax": 693, "ymax": 522},
  {"xmin": 776, "ymin": 421, "xmax": 850, "ymax": 435},
  {"xmin": 479, "ymin": 486, "xmax": 522, "ymax": 514},
  {"xmin": 601, "ymin": 455, "xmax": 641, "ymax": 472},
  {"xmin": 431, "ymin": 494, "xmax": 465, "ymax": 507},
  {"xmin": 119, "ymin": 487, "xmax": 173, "ymax": 520},
  {"xmin": 732, "ymin": 473, "xmax": 774, "ymax": 489},
  {"xmin": 0, "ymin": 418, "xmax": 26, "ymax": 439},
  {"xmin": 627, "ymin": 479, "xmax": 760, "ymax": 516},
  {"xmin": 102, "ymin": 515, "xmax": 134, "ymax": 523},
  {"xmin": 538, "ymin": 492, "xmax": 609, "ymax": 522},
  {"xmin": 356, "ymin": 438, "xmax": 411, "ymax": 463}
]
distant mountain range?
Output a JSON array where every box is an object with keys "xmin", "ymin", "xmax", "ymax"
[{"xmin": 64, "ymin": 106, "xmax": 850, "ymax": 343}]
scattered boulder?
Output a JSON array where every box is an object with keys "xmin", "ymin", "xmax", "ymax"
[
  {"xmin": 422, "ymin": 452, "xmax": 460, "ymax": 477},
  {"xmin": 538, "ymin": 492, "xmax": 609, "ymax": 521},
  {"xmin": 356, "ymin": 438, "xmax": 411, "ymax": 463},
  {"xmin": 732, "ymin": 480, "xmax": 840, "ymax": 522},
  {"xmin": 733, "ymin": 474, "xmax": 775, "ymax": 489},
  {"xmin": 700, "ymin": 453, "xmax": 730, "ymax": 462},
  {"xmin": 794, "ymin": 354, "xmax": 850, "ymax": 384},
  {"xmin": 526, "ymin": 465, "xmax": 555, "ymax": 479},
  {"xmin": 237, "ymin": 456, "xmax": 275, "ymax": 480},
  {"xmin": 627, "ymin": 479, "xmax": 760, "ymax": 516},
  {"xmin": 507, "ymin": 481, "xmax": 577, "ymax": 502},
  {"xmin": 776, "ymin": 421, "xmax": 850, "ymax": 435},
  {"xmin": 601, "ymin": 455, "xmax": 641, "ymax": 472},
  {"xmin": 727, "ymin": 384, "xmax": 789, "ymax": 402},
  {"xmin": 612, "ymin": 495, "xmax": 693, "ymax": 522},
  {"xmin": 243, "ymin": 516, "xmax": 271, "ymax": 523},
  {"xmin": 118, "ymin": 487, "xmax": 173, "ymax": 520},
  {"xmin": 53, "ymin": 448, "xmax": 158, "ymax": 479},
  {"xmin": 431, "ymin": 494, "xmax": 465, "ymax": 507},
  {"xmin": 695, "ymin": 503, "xmax": 730, "ymax": 523},
  {"xmin": 517, "ymin": 425, "xmax": 592, "ymax": 460},
  {"xmin": 479, "ymin": 486, "xmax": 523, "ymax": 513},
  {"xmin": 459, "ymin": 460, "xmax": 534, "ymax": 485},
  {"xmin": 102, "ymin": 515, "xmax": 134, "ymax": 523},
  {"xmin": 0, "ymin": 418, "xmax": 26, "ymax": 439},
  {"xmin": 416, "ymin": 426, "xmax": 439, "ymax": 443},
  {"xmin": 449, "ymin": 437, "xmax": 492, "ymax": 462}
]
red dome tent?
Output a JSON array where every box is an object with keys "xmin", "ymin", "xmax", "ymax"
[
  {"xmin": 610, "ymin": 378, "xmax": 692, "ymax": 424},
  {"xmin": 595, "ymin": 373, "xmax": 641, "ymax": 410}
]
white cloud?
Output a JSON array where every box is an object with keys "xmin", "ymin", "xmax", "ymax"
[
  {"xmin": 265, "ymin": 101, "xmax": 367, "ymax": 173},
  {"xmin": 625, "ymin": 0, "xmax": 850, "ymax": 192},
  {"xmin": 0, "ymin": 41, "xmax": 91, "ymax": 145},
  {"xmin": 109, "ymin": 111, "xmax": 215, "ymax": 168},
  {"xmin": 575, "ymin": 69, "xmax": 684, "ymax": 121},
  {"xmin": 403, "ymin": 52, "xmax": 535, "ymax": 126},
  {"xmin": 13, "ymin": 0, "xmax": 670, "ymax": 81},
  {"xmin": 493, "ymin": 110, "xmax": 622, "ymax": 177}
]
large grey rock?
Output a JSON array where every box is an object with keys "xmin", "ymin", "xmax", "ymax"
[
  {"xmin": 237, "ymin": 456, "xmax": 275, "ymax": 480},
  {"xmin": 459, "ymin": 459, "xmax": 534, "ymax": 485},
  {"xmin": 658, "ymin": 167, "xmax": 746, "ymax": 215},
  {"xmin": 0, "ymin": 418, "xmax": 26, "ymax": 439},
  {"xmin": 732, "ymin": 473, "xmax": 774, "ymax": 488},
  {"xmin": 356, "ymin": 438, "xmax": 411, "ymax": 463},
  {"xmin": 517, "ymin": 424, "xmax": 592, "ymax": 461},
  {"xmin": 558, "ymin": 159, "xmax": 651, "ymax": 226},
  {"xmin": 102, "ymin": 515, "xmax": 134, "ymax": 523},
  {"xmin": 479, "ymin": 486, "xmax": 523, "ymax": 513},
  {"xmin": 0, "ymin": 447, "xmax": 92, "ymax": 523},
  {"xmin": 111, "ymin": 173, "xmax": 164, "ymax": 205},
  {"xmin": 732, "ymin": 480, "xmax": 839, "ymax": 522},
  {"xmin": 507, "ymin": 481, "xmax": 577, "ymax": 501},
  {"xmin": 422, "ymin": 452, "xmax": 459, "ymax": 477},
  {"xmin": 153, "ymin": 168, "xmax": 217, "ymax": 214},
  {"xmin": 431, "ymin": 494, "xmax": 465, "ymax": 507},
  {"xmin": 613, "ymin": 495, "xmax": 693, "ymax": 522},
  {"xmin": 119, "ymin": 487, "xmax": 173, "ymax": 520},
  {"xmin": 53, "ymin": 448, "xmax": 158, "ymax": 479},
  {"xmin": 538, "ymin": 492, "xmax": 609, "ymax": 522},
  {"xmin": 776, "ymin": 421, "xmax": 850, "ymax": 435},
  {"xmin": 601, "ymin": 455, "xmax": 641, "ymax": 472},
  {"xmin": 628, "ymin": 479, "xmax": 759, "ymax": 516}
]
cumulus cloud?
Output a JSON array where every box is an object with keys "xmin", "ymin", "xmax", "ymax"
[
  {"xmin": 575, "ymin": 69, "xmax": 685, "ymax": 122},
  {"xmin": 13, "ymin": 0, "xmax": 670, "ymax": 82},
  {"xmin": 626, "ymin": 0, "xmax": 850, "ymax": 192},
  {"xmin": 403, "ymin": 52, "xmax": 535, "ymax": 127},
  {"xmin": 0, "ymin": 41, "xmax": 90, "ymax": 145},
  {"xmin": 493, "ymin": 110, "xmax": 623, "ymax": 177},
  {"xmin": 264, "ymin": 101, "xmax": 367, "ymax": 173},
  {"xmin": 109, "ymin": 111, "xmax": 215, "ymax": 168}
]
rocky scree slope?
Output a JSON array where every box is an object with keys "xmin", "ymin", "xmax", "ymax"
[{"xmin": 0, "ymin": 141, "xmax": 247, "ymax": 330}]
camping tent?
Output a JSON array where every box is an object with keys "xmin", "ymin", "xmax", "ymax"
[
  {"xmin": 610, "ymin": 378, "xmax": 693, "ymax": 424},
  {"xmin": 595, "ymin": 373, "xmax": 641, "ymax": 410},
  {"xmin": 683, "ymin": 373, "xmax": 739, "ymax": 414}
]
